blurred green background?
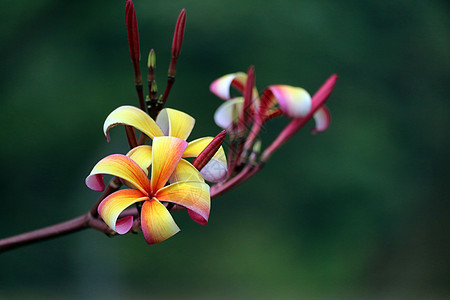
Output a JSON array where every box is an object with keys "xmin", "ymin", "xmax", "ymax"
[{"xmin": 0, "ymin": 0, "xmax": 448, "ymax": 298}]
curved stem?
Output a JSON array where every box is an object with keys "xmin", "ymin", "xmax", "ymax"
[
  {"xmin": 210, "ymin": 163, "xmax": 263, "ymax": 198},
  {"xmin": 0, "ymin": 213, "xmax": 115, "ymax": 253},
  {"xmin": 0, "ymin": 214, "xmax": 89, "ymax": 253}
]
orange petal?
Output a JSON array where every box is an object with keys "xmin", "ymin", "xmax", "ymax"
[
  {"xmin": 156, "ymin": 181, "xmax": 210, "ymax": 225},
  {"xmin": 86, "ymin": 154, "xmax": 151, "ymax": 194},
  {"xmin": 98, "ymin": 189, "xmax": 148, "ymax": 234},
  {"xmin": 150, "ymin": 136, "xmax": 188, "ymax": 192},
  {"xmin": 103, "ymin": 105, "xmax": 164, "ymax": 142},
  {"xmin": 141, "ymin": 198, "xmax": 180, "ymax": 245},
  {"xmin": 156, "ymin": 108, "xmax": 195, "ymax": 140}
]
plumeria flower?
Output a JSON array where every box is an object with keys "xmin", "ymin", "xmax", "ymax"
[
  {"xmin": 210, "ymin": 71, "xmax": 331, "ymax": 134},
  {"xmin": 104, "ymin": 106, "xmax": 227, "ymax": 182},
  {"xmin": 86, "ymin": 136, "xmax": 210, "ymax": 245}
]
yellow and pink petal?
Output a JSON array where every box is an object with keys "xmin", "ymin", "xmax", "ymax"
[
  {"xmin": 267, "ymin": 85, "xmax": 312, "ymax": 118},
  {"xmin": 86, "ymin": 154, "xmax": 151, "ymax": 194},
  {"xmin": 155, "ymin": 181, "xmax": 210, "ymax": 225},
  {"xmin": 103, "ymin": 105, "xmax": 164, "ymax": 142},
  {"xmin": 150, "ymin": 136, "xmax": 188, "ymax": 193},
  {"xmin": 156, "ymin": 108, "xmax": 195, "ymax": 140},
  {"xmin": 98, "ymin": 189, "xmax": 148, "ymax": 234},
  {"xmin": 210, "ymin": 72, "xmax": 259, "ymax": 101},
  {"xmin": 141, "ymin": 198, "xmax": 180, "ymax": 245},
  {"xmin": 210, "ymin": 72, "xmax": 247, "ymax": 100}
]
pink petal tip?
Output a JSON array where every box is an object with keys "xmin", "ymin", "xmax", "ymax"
[{"xmin": 85, "ymin": 174, "xmax": 105, "ymax": 191}]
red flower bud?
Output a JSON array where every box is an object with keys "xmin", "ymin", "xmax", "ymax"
[
  {"xmin": 172, "ymin": 9, "xmax": 186, "ymax": 58},
  {"xmin": 193, "ymin": 130, "xmax": 227, "ymax": 171},
  {"xmin": 168, "ymin": 9, "xmax": 186, "ymax": 77},
  {"xmin": 125, "ymin": 0, "xmax": 142, "ymax": 85}
]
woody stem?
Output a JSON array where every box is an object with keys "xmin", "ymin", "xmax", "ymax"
[{"xmin": 0, "ymin": 213, "xmax": 113, "ymax": 253}]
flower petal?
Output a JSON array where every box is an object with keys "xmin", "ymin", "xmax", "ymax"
[
  {"xmin": 86, "ymin": 154, "xmax": 151, "ymax": 194},
  {"xmin": 156, "ymin": 108, "xmax": 195, "ymax": 140},
  {"xmin": 127, "ymin": 145, "xmax": 153, "ymax": 175},
  {"xmin": 210, "ymin": 72, "xmax": 247, "ymax": 100},
  {"xmin": 103, "ymin": 105, "xmax": 164, "ymax": 142},
  {"xmin": 170, "ymin": 159, "xmax": 205, "ymax": 184},
  {"xmin": 268, "ymin": 85, "xmax": 312, "ymax": 118},
  {"xmin": 213, "ymin": 97, "xmax": 243, "ymax": 129},
  {"xmin": 151, "ymin": 136, "xmax": 188, "ymax": 192},
  {"xmin": 141, "ymin": 198, "xmax": 180, "ymax": 245},
  {"xmin": 187, "ymin": 210, "xmax": 208, "ymax": 225},
  {"xmin": 311, "ymin": 105, "xmax": 331, "ymax": 134},
  {"xmin": 116, "ymin": 216, "xmax": 134, "ymax": 234},
  {"xmin": 156, "ymin": 181, "xmax": 210, "ymax": 225},
  {"xmin": 184, "ymin": 137, "xmax": 228, "ymax": 182},
  {"xmin": 200, "ymin": 159, "xmax": 228, "ymax": 182},
  {"xmin": 98, "ymin": 189, "xmax": 148, "ymax": 234}
]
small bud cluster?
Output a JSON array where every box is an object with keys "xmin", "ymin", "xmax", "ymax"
[{"xmin": 125, "ymin": 0, "xmax": 186, "ymax": 120}]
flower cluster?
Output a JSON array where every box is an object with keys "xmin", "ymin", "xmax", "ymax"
[
  {"xmin": 85, "ymin": 0, "xmax": 337, "ymax": 246},
  {"xmin": 85, "ymin": 106, "xmax": 228, "ymax": 244}
]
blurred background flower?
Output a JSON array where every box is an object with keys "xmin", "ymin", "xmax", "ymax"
[{"xmin": 0, "ymin": 0, "xmax": 448, "ymax": 298}]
